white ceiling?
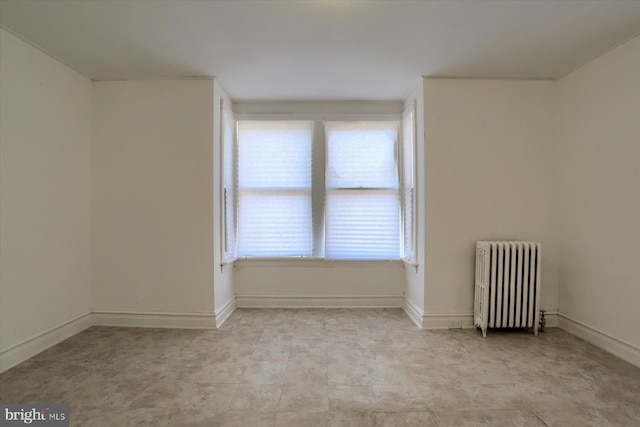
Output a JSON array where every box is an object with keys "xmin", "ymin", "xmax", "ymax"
[{"xmin": 1, "ymin": 0, "xmax": 639, "ymax": 101}]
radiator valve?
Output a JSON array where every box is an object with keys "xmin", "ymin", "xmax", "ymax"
[{"xmin": 539, "ymin": 310, "xmax": 546, "ymax": 332}]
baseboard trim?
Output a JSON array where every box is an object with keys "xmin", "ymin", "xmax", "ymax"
[
  {"xmin": 92, "ymin": 310, "xmax": 216, "ymax": 329},
  {"xmin": 235, "ymin": 294, "xmax": 404, "ymax": 308},
  {"xmin": 558, "ymin": 313, "xmax": 640, "ymax": 368},
  {"xmin": 422, "ymin": 312, "xmax": 475, "ymax": 330},
  {"xmin": 403, "ymin": 297, "xmax": 424, "ymax": 328},
  {"xmin": 0, "ymin": 311, "xmax": 92, "ymax": 373},
  {"xmin": 214, "ymin": 297, "xmax": 236, "ymax": 328},
  {"xmin": 542, "ymin": 311, "xmax": 559, "ymax": 328},
  {"xmin": 421, "ymin": 309, "xmax": 558, "ymax": 331}
]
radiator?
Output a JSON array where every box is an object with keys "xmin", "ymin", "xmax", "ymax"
[{"xmin": 474, "ymin": 241, "xmax": 541, "ymax": 337}]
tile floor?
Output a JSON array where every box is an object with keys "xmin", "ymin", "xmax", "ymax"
[{"xmin": 1, "ymin": 308, "xmax": 639, "ymax": 426}]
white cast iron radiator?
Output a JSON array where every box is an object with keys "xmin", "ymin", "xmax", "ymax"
[{"xmin": 474, "ymin": 241, "xmax": 541, "ymax": 337}]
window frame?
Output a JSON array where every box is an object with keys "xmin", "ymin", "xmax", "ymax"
[
  {"xmin": 230, "ymin": 112, "xmax": 410, "ymax": 262},
  {"xmin": 324, "ymin": 120, "xmax": 401, "ymax": 260},
  {"xmin": 235, "ymin": 119, "xmax": 315, "ymax": 258}
]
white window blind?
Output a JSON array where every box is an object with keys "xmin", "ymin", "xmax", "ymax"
[
  {"xmin": 325, "ymin": 121, "xmax": 400, "ymax": 260},
  {"xmin": 221, "ymin": 101, "xmax": 236, "ymax": 262},
  {"xmin": 236, "ymin": 121, "xmax": 313, "ymax": 257},
  {"xmin": 402, "ymin": 105, "xmax": 416, "ymax": 263}
]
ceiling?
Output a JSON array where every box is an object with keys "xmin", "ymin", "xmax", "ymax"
[{"xmin": 1, "ymin": 1, "xmax": 639, "ymax": 101}]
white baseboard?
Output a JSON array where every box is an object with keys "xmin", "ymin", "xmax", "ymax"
[
  {"xmin": 422, "ymin": 312, "xmax": 475, "ymax": 330},
  {"xmin": 421, "ymin": 311, "xmax": 557, "ymax": 331},
  {"xmin": 235, "ymin": 294, "xmax": 404, "ymax": 308},
  {"xmin": 420, "ymin": 308, "xmax": 557, "ymax": 331},
  {"xmin": 403, "ymin": 297, "xmax": 424, "ymax": 328},
  {"xmin": 542, "ymin": 310, "xmax": 559, "ymax": 328},
  {"xmin": 403, "ymin": 302, "xmax": 557, "ymax": 332},
  {"xmin": 558, "ymin": 313, "xmax": 640, "ymax": 368},
  {"xmin": 214, "ymin": 297, "xmax": 236, "ymax": 327},
  {"xmin": 0, "ymin": 311, "xmax": 92, "ymax": 374},
  {"xmin": 92, "ymin": 310, "xmax": 216, "ymax": 329}
]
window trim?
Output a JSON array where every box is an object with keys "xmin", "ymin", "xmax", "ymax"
[{"xmin": 234, "ymin": 257, "xmax": 404, "ymax": 268}]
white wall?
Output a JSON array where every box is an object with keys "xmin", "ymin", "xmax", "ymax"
[
  {"xmin": 422, "ymin": 79, "xmax": 560, "ymax": 328},
  {"xmin": 92, "ymin": 79, "xmax": 216, "ymax": 324},
  {"xmin": 557, "ymin": 36, "xmax": 640, "ymax": 363},
  {"xmin": 0, "ymin": 29, "xmax": 92, "ymax": 371}
]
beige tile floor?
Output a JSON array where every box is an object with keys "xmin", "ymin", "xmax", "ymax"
[{"xmin": 1, "ymin": 308, "xmax": 639, "ymax": 426}]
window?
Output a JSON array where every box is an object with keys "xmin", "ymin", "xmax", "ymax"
[
  {"xmin": 236, "ymin": 121, "xmax": 313, "ymax": 257},
  {"xmin": 221, "ymin": 100, "xmax": 236, "ymax": 262},
  {"xmin": 325, "ymin": 122, "xmax": 400, "ymax": 260},
  {"xmin": 229, "ymin": 116, "xmax": 413, "ymax": 261},
  {"xmin": 401, "ymin": 103, "xmax": 417, "ymax": 264}
]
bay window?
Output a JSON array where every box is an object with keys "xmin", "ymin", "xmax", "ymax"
[{"xmin": 221, "ymin": 113, "xmax": 415, "ymax": 262}]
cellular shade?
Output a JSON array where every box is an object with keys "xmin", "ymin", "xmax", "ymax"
[
  {"xmin": 237, "ymin": 190, "xmax": 312, "ymax": 257},
  {"xmin": 238, "ymin": 121, "xmax": 312, "ymax": 189},
  {"xmin": 326, "ymin": 121, "xmax": 399, "ymax": 190},
  {"xmin": 325, "ymin": 190, "xmax": 400, "ymax": 260}
]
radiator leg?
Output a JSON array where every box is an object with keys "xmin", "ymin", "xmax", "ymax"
[{"xmin": 535, "ymin": 309, "xmax": 545, "ymax": 336}]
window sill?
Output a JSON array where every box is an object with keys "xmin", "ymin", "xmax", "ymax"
[{"xmin": 234, "ymin": 258, "xmax": 404, "ymax": 268}]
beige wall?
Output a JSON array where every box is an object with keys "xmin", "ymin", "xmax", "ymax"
[
  {"xmin": 422, "ymin": 79, "xmax": 560, "ymax": 325},
  {"xmin": 557, "ymin": 36, "xmax": 640, "ymax": 352},
  {"xmin": 234, "ymin": 260, "xmax": 405, "ymax": 306},
  {"xmin": 0, "ymin": 29, "xmax": 92, "ymax": 364},
  {"xmin": 92, "ymin": 79, "xmax": 215, "ymax": 315}
]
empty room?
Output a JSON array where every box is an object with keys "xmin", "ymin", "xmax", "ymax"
[{"xmin": 1, "ymin": 1, "xmax": 639, "ymax": 426}]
